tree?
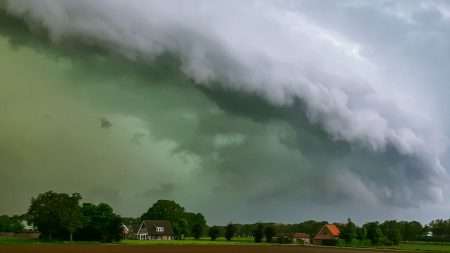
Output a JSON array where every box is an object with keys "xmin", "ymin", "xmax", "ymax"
[
  {"xmin": 208, "ymin": 226, "xmax": 220, "ymax": 241},
  {"xmin": 60, "ymin": 194, "xmax": 83, "ymax": 241},
  {"xmin": 185, "ymin": 212, "xmax": 207, "ymax": 237},
  {"xmin": 340, "ymin": 218, "xmax": 357, "ymax": 243},
  {"xmin": 141, "ymin": 200, "xmax": 207, "ymax": 239},
  {"xmin": 401, "ymin": 221, "xmax": 422, "ymax": 241},
  {"xmin": 381, "ymin": 220, "xmax": 401, "ymax": 245},
  {"xmin": 76, "ymin": 203, "xmax": 122, "ymax": 242},
  {"xmin": 27, "ymin": 191, "xmax": 82, "ymax": 240},
  {"xmin": 192, "ymin": 223, "xmax": 203, "ymax": 240},
  {"xmin": 356, "ymin": 227, "xmax": 367, "ymax": 241},
  {"xmin": 293, "ymin": 220, "xmax": 328, "ymax": 238},
  {"xmin": 253, "ymin": 223, "xmax": 264, "ymax": 243},
  {"xmin": 264, "ymin": 225, "xmax": 276, "ymax": 243},
  {"xmin": 225, "ymin": 223, "xmax": 236, "ymax": 241},
  {"xmin": 364, "ymin": 222, "xmax": 384, "ymax": 245},
  {"xmin": 0, "ymin": 215, "xmax": 24, "ymax": 233},
  {"xmin": 141, "ymin": 200, "xmax": 185, "ymax": 222}
]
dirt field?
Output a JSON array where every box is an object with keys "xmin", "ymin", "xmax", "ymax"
[{"xmin": 0, "ymin": 245, "xmax": 405, "ymax": 253}]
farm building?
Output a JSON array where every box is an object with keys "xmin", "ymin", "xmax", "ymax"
[
  {"xmin": 313, "ymin": 224, "xmax": 340, "ymax": 245},
  {"xmin": 136, "ymin": 220, "xmax": 174, "ymax": 240},
  {"xmin": 292, "ymin": 233, "xmax": 310, "ymax": 244}
]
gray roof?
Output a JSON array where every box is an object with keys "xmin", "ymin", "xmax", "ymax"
[{"xmin": 138, "ymin": 220, "xmax": 174, "ymax": 236}]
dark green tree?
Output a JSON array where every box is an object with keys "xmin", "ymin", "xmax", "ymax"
[
  {"xmin": 253, "ymin": 223, "xmax": 264, "ymax": 243},
  {"xmin": 240, "ymin": 224, "xmax": 255, "ymax": 237},
  {"xmin": 61, "ymin": 194, "xmax": 83, "ymax": 241},
  {"xmin": 225, "ymin": 223, "xmax": 236, "ymax": 241},
  {"xmin": 264, "ymin": 225, "xmax": 276, "ymax": 243},
  {"xmin": 141, "ymin": 200, "xmax": 185, "ymax": 222},
  {"xmin": 75, "ymin": 203, "xmax": 122, "ymax": 242},
  {"xmin": 141, "ymin": 200, "xmax": 206, "ymax": 239},
  {"xmin": 340, "ymin": 218, "xmax": 357, "ymax": 243},
  {"xmin": 208, "ymin": 226, "xmax": 220, "ymax": 241},
  {"xmin": 429, "ymin": 219, "xmax": 448, "ymax": 240},
  {"xmin": 356, "ymin": 226, "xmax": 367, "ymax": 240},
  {"xmin": 293, "ymin": 220, "xmax": 327, "ymax": 238},
  {"xmin": 380, "ymin": 220, "xmax": 401, "ymax": 245},
  {"xmin": 185, "ymin": 212, "xmax": 207, "ymax": 237},
  {"xmin": 191, "ymin": 223, "xmax": 203, "ymax": 239},
  {"xmin": 0, "ymin": 215, "xmax": 24, "ymax": 233},
  {"xmin": 27, "ymin": 191, "xmax": 82, "ymax": 240},
  {"xmin": 364, "ymin": 222, "xmax": 385, "ymax": 245},
  {"xmin": 401, "ymin": 221, "xmax": 423, "ymax": 241}
]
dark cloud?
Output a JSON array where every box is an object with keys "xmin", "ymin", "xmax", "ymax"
[{"xmin": 0, "ymin": 2, "xmax": 449, "ymax": 225}]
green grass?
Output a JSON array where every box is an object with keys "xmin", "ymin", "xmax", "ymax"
[
  {"xmin": 0, "ymin": 237, "xmax": 38, "ymax": 245},
  {"xmin": 121, "ymin": 237, "xmax": 269, "ymax": 246},
  {"xmin": 395, "ymin": 242, "xmax": 450, "ymax": 252},
  {"xmin": 0, "ymin": 237, "xmax": 105, "ymax": 246}
]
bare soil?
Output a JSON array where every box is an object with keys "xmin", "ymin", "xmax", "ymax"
[{"xmin": 0, "ymin": 245, "xmax": 405, "ymax": 253}]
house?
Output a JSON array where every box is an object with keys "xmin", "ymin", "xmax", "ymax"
[
  {"xmin": 292, "ymin": 233, "xmax": 310, "ymax": 244},
  {"xmin": 136, "ymin": 220, "xmax": 174, "ymax": 240},
  {"xmin": 313, "ymin": 224, "xmax": 340, "ymax": 245}
]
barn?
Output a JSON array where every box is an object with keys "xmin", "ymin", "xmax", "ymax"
[{"xmin": 313, "ymin": 224, "xmax": 340, "ymax": 245}]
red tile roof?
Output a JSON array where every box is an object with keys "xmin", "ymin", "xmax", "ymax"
[
  {"xmin": 326, "ymin": 224, "xmax": 340, "ymax": 237},
  {"xmin": 313, "ymin": 224, "xmax": 340, "ymax": 240}
]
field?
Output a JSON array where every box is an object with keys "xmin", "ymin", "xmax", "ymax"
[
  {"xmin": 0, "ymin": 244, "xmax": 406, "ymax": 253},
  {"xmin": 122, "ymin": 237, "xmax": 264, "ymax": 246},
  {"xmin": 395, "ymin": 242, "xmax": 450, "ymax": 252},
  {"xmin": 2, "ymin": 237, "xmax": 450, "ymax": 253}
]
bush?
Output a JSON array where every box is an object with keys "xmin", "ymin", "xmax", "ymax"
[{"xmin": 336, "ymin": 239, "xmax": 346, "ymax": 247}]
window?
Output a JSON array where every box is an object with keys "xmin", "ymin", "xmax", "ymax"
[{"xmin": 156, "ymin": 226, "xmax": 165, "ymax": 232}]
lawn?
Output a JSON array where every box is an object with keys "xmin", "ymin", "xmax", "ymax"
[{"xmin": 395, "ymin": 242, "xmax": 450, "ymax": 252}]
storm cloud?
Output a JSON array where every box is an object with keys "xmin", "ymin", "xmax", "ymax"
[{"xmin": 0, "ymin": 1, "xmax": 449, "ymax": 224}]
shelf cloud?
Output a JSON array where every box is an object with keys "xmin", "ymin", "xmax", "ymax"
[{"xmin": 1, "ymin": 0, "xmax": 449, "ymax": 223}]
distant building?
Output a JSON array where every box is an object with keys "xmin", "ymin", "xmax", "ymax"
[
  {"xmin": 20, "ymin": 220, "xmax": 36, "ymax": 232},
  {"xmin": 121, "ymin": 224, "xmax": 130, "ymax": 239},
  {"xmin": 136, "ymin": 220, "xmax": 174, "ymax": 240},
  {"xmin": 292, "ymin": 232, "xmax": 310, "ymax": 244},
  {"xmin": 313, "ymin": 224, "xmax": 340, "ymax": 245}
]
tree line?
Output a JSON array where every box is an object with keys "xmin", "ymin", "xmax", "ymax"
[
  {"xmin": 337, "ymin": 219, "xmax": 424, "ymax": 246},
  {"xmin": 0, "ymin": 215, "xmax": 24, "ymax": 233},
  {"xmin": 26, "ymin": 191, "xmax": 122, "ymax": 241},
  {"xmin": 2, "ymin": 191, "xmax": 450, "ymax": 244}
]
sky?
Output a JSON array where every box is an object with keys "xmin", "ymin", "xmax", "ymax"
[{"xmin": 0, "ymin": 0, "xmax": 450, "ymax": 225}]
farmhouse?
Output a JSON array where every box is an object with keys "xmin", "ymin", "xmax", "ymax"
[
  {"xmin": 136, "ymin": 220, "xmax": 174, "ymax": 240},
  {"xmin": 292, "ymin": 232, "xmax": 310, "ymax": 244},
  {"xmin": 313, "ymin": 224, "xmax": 340, "ymax": 245}
]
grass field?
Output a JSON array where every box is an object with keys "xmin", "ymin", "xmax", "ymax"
[
  {"xmin": 3, "ymin": 237, "xmax": 450, "ymax": 252},
  {"xmin": 121, "ymin": 237, "xmax": 269, "ymax": 246},
  {"xmin": 0, "ymin": 237, "xmax": 38, "ymax": 245},
  {"xmin": 395, "ymin": 242, "xmax": 450, "ymax": 252}
]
